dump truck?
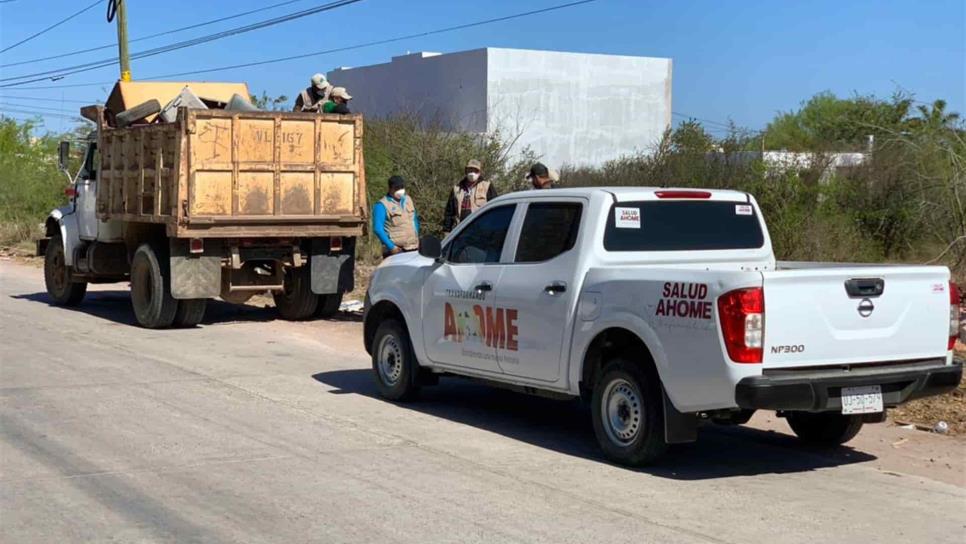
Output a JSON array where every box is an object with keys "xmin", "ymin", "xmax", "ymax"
[{"xmin": 38, "ymin": 81, "xmax": 367, "ymax": 328}]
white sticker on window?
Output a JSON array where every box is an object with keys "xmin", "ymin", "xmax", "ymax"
[
  {"xmin": 736, "ymin": 204, "xmax": 753, "ymax": 216},
  {"xmin": 615, "ymin": 207, "xmax": 641, "ymax": 229}
]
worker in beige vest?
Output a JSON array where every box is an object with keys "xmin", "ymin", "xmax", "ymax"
[
  {"xmin": 442, "ymin": 159, "xmax": 498, "ymax": 232},
  {"xmin": 372, "ymin": 175, "xmax": 420, "ymax": 257},
  {"xmin": 293, "ymin": 73, "xmax": 333, "ymax": 112}
]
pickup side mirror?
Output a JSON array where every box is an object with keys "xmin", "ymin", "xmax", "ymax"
[
  {"xmin": 418, "ymin": 235, "xmax": 442, "ymax": 260},
  {"xmin": 58, "ymin": 141, "xmax": 70, "ymax": 173}
]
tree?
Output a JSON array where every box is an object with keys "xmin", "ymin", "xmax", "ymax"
[{"xmin": 251, "ymin": 91, "xmax": 290, "ymax": 111}]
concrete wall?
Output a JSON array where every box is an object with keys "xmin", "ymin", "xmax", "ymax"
[
  {"xmin": 328, "ymin": 48, "xmax": 671, "ymax": 167},
  {"xmin": 328, "ymin": 50, "xmax": 488, "ymax": 132},
  {"xmin": 485, "ymin": 48, "xmax": 671, "ymax": 167}
]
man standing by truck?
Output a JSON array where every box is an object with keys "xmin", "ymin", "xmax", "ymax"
[
  {"xmin": 526, "ymin": 162, "xmax": 556, "ymax": 189},
  {"xmin": 372, "ymin": 176, "xmax": 420, "ymax": 258},
  {"xmin": 293, "ymin": 73, "xmax": 332, "ymax": 112},
  {"xmin": 442, "ymin": 159, "xmax": 497, "ymax": 233}
]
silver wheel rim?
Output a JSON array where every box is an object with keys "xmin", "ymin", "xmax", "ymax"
[
  {"xmin": 601, "ymin": 378, "xmax": 643, "ymax": 446},
  {"xmin": 376, "ymin": 333, "xmax": 404, "ymax": 386}
]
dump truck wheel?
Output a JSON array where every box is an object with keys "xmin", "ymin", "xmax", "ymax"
[
  {"xmin": 173, "ymin": 299, "xmax": 207, "ymax": 328},
  {"xmin": 130, "ymin": 244, "xmax": 178, "ymax": 329},
  {"xmin": 315, "ymin": 293, "xmax": 343, "ymax": 318},
  {"xmin": 273, "ymin": 266, "xmax": 318, "ymax": 320},
  {"xmin": 44, "ymin": 234, "xmax": 87, "ymax": 306},
  {"xmin": 786, "ymin": 411, "xmax": 864, "ymax": 446}
]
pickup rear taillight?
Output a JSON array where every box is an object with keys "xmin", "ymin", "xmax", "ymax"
[
  {"xmin": 718, "ymin": 287, "xmax": 764, "ymax": 363},
  {"xmin": 655, "ymin": 190, "xmax": 712, "ymax": 199},
  {"xmin": 950, "ymin": 281, "xmax": 961, "ymax": 351}
]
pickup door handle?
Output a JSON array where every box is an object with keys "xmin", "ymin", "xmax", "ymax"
[
  {"xmin": 844, "ymin": 278, "xmax": 885, "ymax": 298},
  {"xmin": 474, "ymin": 282, "xmax": 493, "ymax": 293},
  {"xmin": 544, "ymin": 282, "xmax": 567, "ymax": 295}
]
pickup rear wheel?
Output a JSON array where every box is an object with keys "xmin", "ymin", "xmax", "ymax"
[
  {"xmin": 44, "ymin": 234, "xmax": 87, "ymax": 306},
  {"xmin": 786, "ymin": 411, "xmax": 864, "ymax": 446},
  {"xmin": 371, "ymin": 318, "xmax": 420, "ymax": 401},
  {"xmin": 130, "ymin": 244, "xmax": 178, "ymax": 329},
  {"xmin": 591, "ymin": 359, "xmax": 667, "ymax": 466},
  {"xmin": 274, "ymin": 266, "xmax": 319, "ymax": 320}
]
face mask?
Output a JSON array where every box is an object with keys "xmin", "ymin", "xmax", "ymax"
[
  {"xmin": 466, "ymin": 172, "xmax": 479, "ymax": 183},
  {"xmin": 393, "ymin": 189, "xmax": 405, "ymax": 199}
]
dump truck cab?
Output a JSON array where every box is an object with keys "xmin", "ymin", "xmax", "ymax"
[{"xmin": 40, "ymin": 81, "xmax": 367, "ymax": 328}]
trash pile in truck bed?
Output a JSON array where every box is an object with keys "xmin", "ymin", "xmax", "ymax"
[{"xmin": 107, "ymin": 85, "xmax": 260, "ymax": 129}]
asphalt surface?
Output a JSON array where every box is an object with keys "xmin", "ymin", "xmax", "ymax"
[{"xmin": 1, "ymin": 260, "xmax": 964, "ymax": 543}]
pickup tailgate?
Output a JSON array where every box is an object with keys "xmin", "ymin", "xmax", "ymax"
[{"xmin": 761, "ymin": 264, "xmax": 951, "ymax": 369}]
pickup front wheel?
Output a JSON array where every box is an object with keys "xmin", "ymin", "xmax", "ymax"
[
  {"xmin": 371, "ymin": 319, "xmax": 420, "ymax": 401},
  {"xmin": 786, "ymin": 411, "xmax": 864, "ymax": 446},
  {"xmin": 591, "ymin": 359, "xmax": 667, "ymax": 466}
]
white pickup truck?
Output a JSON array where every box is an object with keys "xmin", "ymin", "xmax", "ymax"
[{"xmin": 363, "ymin": 187, "xmax": 962, "ymax": 465}]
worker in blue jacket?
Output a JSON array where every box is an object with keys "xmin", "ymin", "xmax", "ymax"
[{"xmin": 372, "ymin": 175, "xmax": 420, "ymax": 258}]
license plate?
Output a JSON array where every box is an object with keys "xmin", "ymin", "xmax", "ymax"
[{"xmin": 841, "ymin": 385, "xmax": 883, "ymax": 414}]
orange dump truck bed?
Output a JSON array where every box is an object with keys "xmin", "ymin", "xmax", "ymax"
[{"xmin": 89, "ymin": 82, "xmax": 366, "ymax": 239}]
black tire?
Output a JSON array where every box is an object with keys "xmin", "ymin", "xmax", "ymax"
[
  {"xmin": 591, "ymin": 359, "xmax": 668, "ymax": 466},
  {"xmin": 786, "ymin": 411, "xmax": 864, "ymax": 446},
  {"xmin": 371, "ymin": 318, "xmax": 420, "ymax": 401},
  {"xmin": 273, "ymin": 266, "xmax": 318, "ymax": 320},
  {"xmin": 115, "ymin": 99, "xmax": 161, "ymax": 128},
  {"xmin": 315, "ymin": 292, "xmax": 343, "ymax": 318},
  {"xmin": 44, "ymin": 234, "xmax": 87, "ymax": 306},
  {"xmin": 130, "ymin": 244, "xmax": 178, "ymax": 329},
  {"xmin": 173, "ymin": 299, "xmax": 207, "ymax": 328}
]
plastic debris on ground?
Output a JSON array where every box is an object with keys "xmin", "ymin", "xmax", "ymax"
[{"xmin": 339, "ymin": 299, "xmax": 364, "ymax": 313}]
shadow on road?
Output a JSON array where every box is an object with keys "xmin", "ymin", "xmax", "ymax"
[
  {"xmin": 11, "ymin": 290, "xmax": 361, "ymax": 326},
  {"xmin": 312, "ymin": 368, "xmax": 877, "ymax": 480}
]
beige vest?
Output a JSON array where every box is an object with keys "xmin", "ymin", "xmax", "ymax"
[
  {"xmin": 380, "ymin": 196, "xmax": 419, "ymax": 250},
  {"xmin": 452, "ymin": 179, "xmax": 491, "ymax": 225},
  {"xmin": 297, "ymin": 87, "xmax": 330, "ymax": 112}
]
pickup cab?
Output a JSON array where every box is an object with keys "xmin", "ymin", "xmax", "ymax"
[{"xmin": 363, "ymin": 187, "xmax": 962, "ymax": 465}]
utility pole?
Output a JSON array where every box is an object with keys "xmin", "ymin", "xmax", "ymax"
[{"xmin": 108, "ymin": 0, "xmax": 132, "ymax": 81}]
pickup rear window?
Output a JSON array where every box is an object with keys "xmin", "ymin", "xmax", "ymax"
[{"xmin": 604, "ymin": 200, "xmax": 764, "ymax": 251}]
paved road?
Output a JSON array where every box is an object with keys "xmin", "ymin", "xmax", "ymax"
[{"xmin": 1, "ymin": 260, "xmax": 964, "ymax": 543}]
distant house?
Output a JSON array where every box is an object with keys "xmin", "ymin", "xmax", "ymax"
[{"xmin": 716, "ymin": 151, "xmax": 866, "ymax": 182}]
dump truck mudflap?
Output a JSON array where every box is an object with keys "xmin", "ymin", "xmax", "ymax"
[
  {"xmin": 310, "ymin": 237, "xmax": 355, "ymax": 295},
  {"xmin": 170, "ymin": 239, "xmax": 221, "ymax": 299}
]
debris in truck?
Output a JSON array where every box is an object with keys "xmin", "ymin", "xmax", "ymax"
[
  {"xmin": 114, "ymin": 99, "xmax": 161, "ymax": 128},
  {"xmin": 159, "ymin": 86, "xmax": 207, "ymax": 123}
]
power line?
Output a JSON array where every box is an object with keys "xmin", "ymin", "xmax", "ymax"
[
  {"xmin": 0, "ymin": 0, "xmax": 103, "ymax": 54},
  {"xmin": 1, "ymin": 0, "xmax": 308, "ymax": 68},
  {"xmin": 5, "ymin": 0, "xmax": 598, "ymax": 92},
  {"xmin": 0, "ymin": 101, "xmax": 81, "ymax": 113},
  {"xmin": 0, "ymin": 95, "xmax": 101, "ymax": 105},
  {"xmin": 147, "ymin": 0, "xmax": 599, "ymax": 80},
  {"xmin": 0, "ymin": 107, "xmax": 86, "ymax": 120},
  {"xmin": 0, "ymin": 0, "xmax": 364, "ymax": 87}
]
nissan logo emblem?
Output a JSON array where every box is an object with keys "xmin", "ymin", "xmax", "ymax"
[{"xmin": 857, "ymin": 298, "xmax": 874, "ymax": 318}]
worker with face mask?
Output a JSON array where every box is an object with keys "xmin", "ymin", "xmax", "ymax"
[
  {"xmin": 293, "ymin": 73, "xmax": 333, "ymax": 112},
  {"xmin": 372, "ymin": 175, "xmax": 420, "ymax": 258},
  {"xmin": 442, "ymin": 159, "xmax": 498, "ymax": 233}
]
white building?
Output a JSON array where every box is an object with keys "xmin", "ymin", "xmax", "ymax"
[{"xmin": 328, "ymin": 48, "xmax": 672, "ymax": 168}]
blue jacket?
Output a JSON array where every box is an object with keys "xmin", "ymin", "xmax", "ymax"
[{"xmin": 372, "ymin": 195, "xmax": 420, "ymax": 250}]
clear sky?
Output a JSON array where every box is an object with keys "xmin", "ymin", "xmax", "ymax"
[{"xmin": 1, "ymin": 0, "xmax": 963, "ymax": 135}]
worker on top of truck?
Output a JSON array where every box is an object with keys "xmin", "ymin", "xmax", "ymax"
[
  {"xmin": 323, "ymin": 87, "xmax": 352, "ymax": 114},
  {"xmin": 442, "ymin": 159, "xmax": 498, "ymax": 233},
  {"xmin": 526, "ymin": 162, "xmax": 556, "ymax": 189},
  {"xmin": 373, "ymin": 175, "xmax": 420, "ymax": 258},
  {"xmin": 293, "ymin": 73, "xmax": 332, "ymax": 112}
]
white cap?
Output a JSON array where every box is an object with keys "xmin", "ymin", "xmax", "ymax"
[
  {"xmin": 329, "ymin": 87, "xmax": 352, "ymax": 100},
  {"xmin": 311, "ymin": 73, "xmax": 329, "ymax": 90}
]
